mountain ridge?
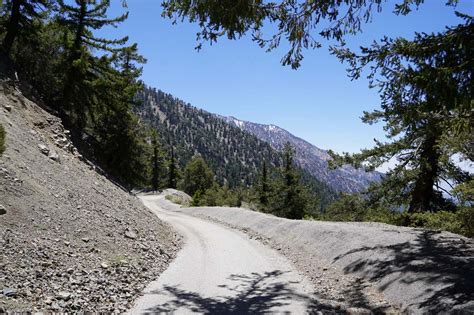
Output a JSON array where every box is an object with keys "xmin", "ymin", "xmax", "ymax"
[{"xmin": 218, "ymin": 115, "xmax": 382, "ymax": 192}]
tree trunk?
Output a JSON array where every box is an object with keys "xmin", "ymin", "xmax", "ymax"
[
  {"xmin": 408, "ymin": 130, "xmax": 440, "ymax": 212},
  {"xmin": 152, "ymin": 145, "xmax": 159, "ymax": 191},
  {"xmin": 3, "ymin": 0, "xmax": 22, "ymax": 55},
  {"xmin": 61, "ymin": 1, "xmax": 87, "ymax": 128}
]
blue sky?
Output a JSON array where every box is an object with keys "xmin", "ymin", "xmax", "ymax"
[{"xmin": 101, "ymin": 0, "xmax": 472, "ymax": 153}]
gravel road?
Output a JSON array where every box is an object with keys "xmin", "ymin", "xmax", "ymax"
[
  {"xmin": 130, "ymin": 195, "xmax": 317, "ymax": 314},
  {"xmin": 153, "ymin": 193, "xmax": 474, "ymax": 314}
]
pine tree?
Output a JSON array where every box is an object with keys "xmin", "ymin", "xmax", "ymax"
[
  {"xmin": 180, "ymin": 155, "xmax": 215, "ymax": 197},
  {"xmin": 258, "ymin": 160, "xmax": 270, "ymax": 210},
  {"xmin": 57, "ymin": 0, "xmax": 129, "ymax": 129},
  {"xmin": 281, "ymin": 143, "xmax": 308, "ymax": 219},
  {"xmin": 151, "ymin": 131, "xmax": 162, "ymax": 191},
  {"xmin": 1, "ymin": 0, "xmax": 50, "ymax": 55},
  {"xmin": 330, "ymin": 14, "xmax": 473, "ymax": 212},
  {"xmin": 269, "ymin": 143, "xmax": 310, "ymax": 219},
  {"xmin": 167, "ymin": 145, "xmax": 178, "ymax": 189}
]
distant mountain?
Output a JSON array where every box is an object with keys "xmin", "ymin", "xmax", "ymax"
[
  {"xmin": 134, "ymin": 87, "xmax": 336, "ymax": 206},
  {"xmin": 219, "ymin": 116, "xmax": 382, "ymax": 192}
]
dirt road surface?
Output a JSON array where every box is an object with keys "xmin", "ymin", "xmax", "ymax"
[{"xmin": 130, "ymin": 195, "xmax": 317, "ymax": 314}]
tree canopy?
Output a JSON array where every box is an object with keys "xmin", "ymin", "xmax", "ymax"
[
  {"xmin": 161, "ymin": 0, "xmax": 460, "ymax": 68},
  {"xmin": 180, "ymin": 155, "xmax": 215, "ymax": 197}
]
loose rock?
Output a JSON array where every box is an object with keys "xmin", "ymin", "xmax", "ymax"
[
  {"xmin": 48, "ymin": 150, "xmax": 60, "ymax": 162},
  {"xmin": 38, "ymin": 144, "xmax": 49, "ymax": 155},
  {"xmin": 56, "ymin": 291, "xmax": 71, "ymax": 301},
  {"xmin": 124, "ymin": 229, "xmax": 137, "ymax": 240},
  {"xmin": 3, "ymin": 288, "xmax": 17, "ymax": 297}
]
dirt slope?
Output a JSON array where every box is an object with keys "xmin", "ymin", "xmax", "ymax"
[
  {"xmin": 157, "ymin": 193, "xmax": 474, "ymax": 314},
  {"xmin": 0, "ymin": 81, "xmax": 180, "ymax": 313}
]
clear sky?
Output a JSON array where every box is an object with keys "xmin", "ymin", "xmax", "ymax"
[{"xmin": 101, "ymin": 0, "xmax": 473, "ymax": 153}]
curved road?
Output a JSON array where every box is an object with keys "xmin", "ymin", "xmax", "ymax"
[{"xmin": 130, "ymin": 195, "xmax": 315, "ymax": 314}]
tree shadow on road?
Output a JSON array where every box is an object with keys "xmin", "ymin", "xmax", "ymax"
[
  {"xmin": 333, "ymin": 230, "xmax": 474, "ymax": 312},
  {"xmin": 144, "ymin": 270, "xmax": 348, "ymax": 314}
]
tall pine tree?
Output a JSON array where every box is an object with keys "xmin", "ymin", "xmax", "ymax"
[
  {"xmin": 257, "ymin": 160, "xmax": 270, "ymax": 210},
  {"xmin": 330, "ymin": 14, "xmax": 473, "ymax": 212},
  {"xmin": 58, "ymin": 0, "xmax": 129, "ymax": 129},
  {"xmin": 167, "ymin": 145, "xmax": 178, "ymax": 189},
  {"xmin": 151, "ymin": 131, "xmax": 163, "ymax": 191}
]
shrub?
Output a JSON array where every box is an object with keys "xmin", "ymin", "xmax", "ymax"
[
  {"xmin": 323, "ymin": 194, "xmax": 368, "ymax": 221},
  {"xmin": 194, "ymin": 184, "xmax": 242, "ymax": 207},
  {"xmin": 0, "ymin": 123, "xmax": 5, "ymax": 155},
  {"xmin": 320, "ymin": 191, "xmax": 473, "ymax": 238},
  {"xmin": 393, "ymin": 209, "xmax": 474, "ymax": 238}
]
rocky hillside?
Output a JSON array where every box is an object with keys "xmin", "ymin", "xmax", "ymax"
[
  {"xmin": 220, "ymin": 116, "xmax": 382, "ymax": 192},
  {"xmin": 0, "ymin": 81, "xmax": 180, "ymax": 313}
]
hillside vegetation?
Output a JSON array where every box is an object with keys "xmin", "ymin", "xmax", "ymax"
[{"xmin": 135, "ymin": 86, "xmax": 337, "ymax": 210}]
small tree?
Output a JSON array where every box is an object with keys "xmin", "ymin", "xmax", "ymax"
[
  {"xmin": 0, "ymin": 124, "xmax": 6, "ymax": 155},
  {"xmin": 271, "ymin": 143, "xmax": 310, "ymax": 219},
  {"xmin": 180, "ymin": 155, "xmax": 215, "ymax": 197},
  {"xmin": 257, "ymin": 161, "xmax": 271, "ymax": 211},
  {"xmin": 325, "ymin": 193, "xmax": 366, "ymax": 222},
  {"xmin": 167, "ymin": 145, "xmax": 178, "ymax": 189},
  {"xmin": 151, "ymin": 131, "xmax": 164, "ymax": 191}
]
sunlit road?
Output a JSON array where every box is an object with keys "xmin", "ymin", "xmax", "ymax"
[{"xmin": 129, "ymin": 195, "xmax": 315, "ymax": 314}]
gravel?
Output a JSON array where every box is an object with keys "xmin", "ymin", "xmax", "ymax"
[{"xmin": 0, "ymin": 82, "xmax": 182, "ymax": 313}]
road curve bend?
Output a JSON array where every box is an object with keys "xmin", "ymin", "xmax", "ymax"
[{"xmin": 130, "ymin": 195, "xmax": 315, "ymax": 314}]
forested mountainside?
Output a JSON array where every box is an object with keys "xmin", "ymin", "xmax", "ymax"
[
  {"xmin": 220, "ymin": 116, "xmax": 382, "ymax": 192},
  {"xmin": 135, "ymin": 86, "xmax": 336, "ymax": 205},
  {"xmin": 135, "ymin": 87, "xmax": 279, "ymax": 187}
]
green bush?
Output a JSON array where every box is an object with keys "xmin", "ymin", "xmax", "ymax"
[
  {"xmin": 194, "ymin": 184, "xmax": 242, "ymax": 207},
  {"xmin": 393, "ymin": 209, "xmax": 473, "ymax": 238},
  {"xmin": 321, "ymin": 192, "xmax": 473, "ymax": 238},
  {"xmin": 323, "ymin": 194, "xmax": 366, "ymax": 221},
  {"xmin": 457, "ymin": 206, "xmax": 474, "ymax": 238},
  {"xmin": 0, "ymin": 123, "xmax": 5, "ymax": 155}
]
